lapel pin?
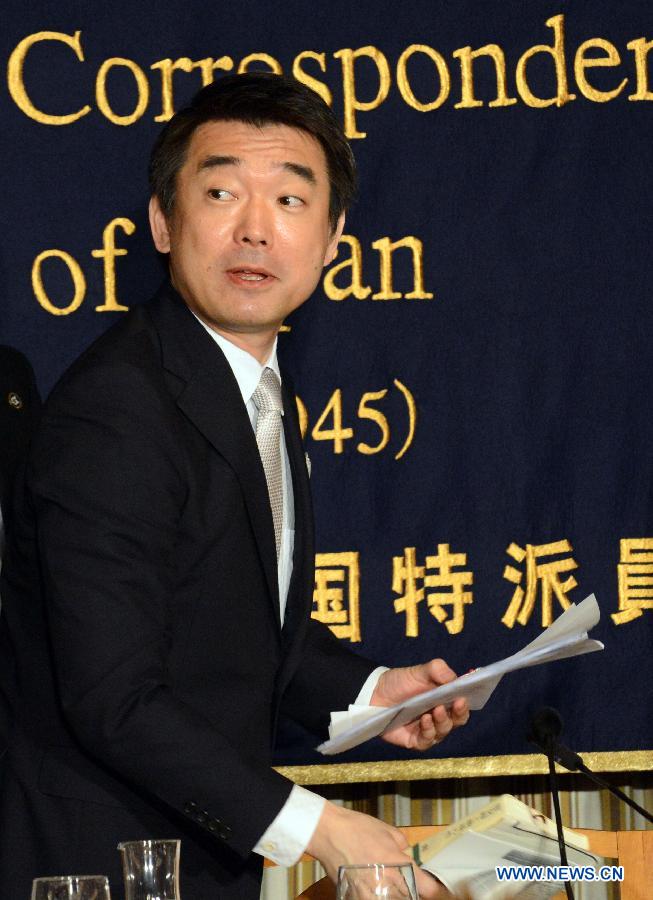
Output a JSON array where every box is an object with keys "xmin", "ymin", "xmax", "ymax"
[{"xmin": 8, "ymin": 392, "xmax": 23, "ymax": 410}]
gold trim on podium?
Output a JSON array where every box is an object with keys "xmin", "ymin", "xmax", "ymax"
[{"xmin": 275, "ymin": 750, "xmax": 653, "ymax": 785}]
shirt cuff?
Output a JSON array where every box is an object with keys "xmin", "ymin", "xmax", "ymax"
[
  {"xmin": 253, "ymin": 784, "xmax": 326, "ymax": 866},
  {"xmin": 353, "ymin": 665, "xmax": 389, "ymax": 706}
]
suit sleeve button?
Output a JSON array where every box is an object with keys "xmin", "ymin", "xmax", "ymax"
[{"xmin": 183, "ymin": 800, "xmax": 198, "ymax": 814}]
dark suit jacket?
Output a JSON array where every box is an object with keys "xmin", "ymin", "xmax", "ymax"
[
  {"xmin": 0, "ymin": 345, "xmax": 41, "ymax": 523},
  {"xmin": 0, "ymin": 284, "xmax": 376, "ymax": 899},
  {"xmin": 0, "ymin": 345, "xmax": 41, "ymax": 755}
]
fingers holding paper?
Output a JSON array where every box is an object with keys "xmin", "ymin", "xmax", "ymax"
[
  {"xmin": 370, "ymin": 659, "xmax": 470, "ymax": 750},
  {"xmin": 382, "ymin": 701, "xmax": 469, "ymax": 751}
]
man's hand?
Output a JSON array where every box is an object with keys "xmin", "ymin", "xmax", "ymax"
[
  {"xmin": 370, "ymin": 659, "xmax": 470, "ymax": 750},
  {"xmin": 307, "ymin": 802, "xmax": 445, "ymax": 898}
]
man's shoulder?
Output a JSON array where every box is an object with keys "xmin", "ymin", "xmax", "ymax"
[
  {"xmin": 71, "ymin": 305, "xmax": 156, "ymax": 371},
  {"xmin": 49, "ymin": 285, "xmax": 186, "ymax": 405},
  {"xmin": 32, "ymin": 293, "xmax": 189, "ymax": 467},
  {"xmin": 48, "ymin": 314, "xmax": 153, "ymax": 409}
]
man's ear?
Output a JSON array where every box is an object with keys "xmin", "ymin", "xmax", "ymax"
[
  {"xmin": 149, "ymin": 195, "xmax": 172, "ymax": 254},
  {"xmin": 323, "ymin": 212, "xmax": 345, "ymax": 267}
]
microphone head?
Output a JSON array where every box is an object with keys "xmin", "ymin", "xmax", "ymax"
[{"xmin": 527, "ymin": 706, "xmax": 563, "ymax": 750}]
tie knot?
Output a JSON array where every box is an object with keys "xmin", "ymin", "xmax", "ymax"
[{"xmin": 253, "ymin": 367, "xmax": 283, "ymax": 414}]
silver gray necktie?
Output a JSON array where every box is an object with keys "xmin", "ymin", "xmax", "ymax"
[{"xmin": 252, "ymin": 368, "xmax": 284, "ymax": 560}]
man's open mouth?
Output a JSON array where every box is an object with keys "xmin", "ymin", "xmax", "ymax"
[{"xmin": 227, "ymin": 268, "xmax": 274, "ymax": 283}]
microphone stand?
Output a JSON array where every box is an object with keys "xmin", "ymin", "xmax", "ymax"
[
  {"xmin": 544, "ymin": 735, "xmax": 575, "ymax": 900},
  {"xmin": 529, "ymin": 706, "xmax": 653, "ymax": 898},
  {"xmin": 528, "ymin": 708, "xmax": 576, "ymax": 899}
]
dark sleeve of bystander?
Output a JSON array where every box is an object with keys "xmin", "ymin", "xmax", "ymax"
[
  {"xmin": 0, "ymin": 345, "xmax": 42, "ymax": 525},
  {"xmin": 0, "ymin": 344, "xmax": 41, "ymax": 753}
]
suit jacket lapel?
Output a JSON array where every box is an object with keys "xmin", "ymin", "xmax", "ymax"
[
  {"xmin": 279, "ymin": 377, "xmax": 315, "ymax": 669},
  {"xmin": 146, "ymin": 284, "xmax": 281, "ymax": 626}
]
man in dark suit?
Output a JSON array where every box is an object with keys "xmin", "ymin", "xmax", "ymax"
[{"xmin": 0, "ymin": 75, "xmax": 467, "ymax": 899}]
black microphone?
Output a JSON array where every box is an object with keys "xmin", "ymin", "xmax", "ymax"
[
  {"xmin": 528, "ymin": 707, "xmax": 584, "ymax": 771},
  {"xmin": 526, "ymin": 706, "xmax": 653, "ymax": 822},
  {"xmin": 527, "ymin": 706, "xmax": 563, "ymax": 749},
  {"xmin": 529, "ymin": 707, "xmax": 653, "ymax": 824}
]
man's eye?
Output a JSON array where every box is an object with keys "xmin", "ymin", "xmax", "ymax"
[
  {"xmin": 208, "ymin": 188, "xmax": 234, "ymax": 201},
  {"xmin": 279, "ymin": 195, "xmax": 304, "ymax": 207}
]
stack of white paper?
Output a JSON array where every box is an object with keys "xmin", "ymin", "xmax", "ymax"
[{"xmin": 317, "ymin": 593, "xmax": 603, "ymax": 755}]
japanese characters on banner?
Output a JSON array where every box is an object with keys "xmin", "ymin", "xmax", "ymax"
[
  {"xmin": 313, "ymin": 538, "xmax": 652, "ymax": 642},
  {"xmin": 2, "ymin": 1, "xmax": 652, "ymax": 767}
]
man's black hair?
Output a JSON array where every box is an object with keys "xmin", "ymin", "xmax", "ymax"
[{"xmin": 149, "ymin": 72, "xmax": 356, "ymax": 233}]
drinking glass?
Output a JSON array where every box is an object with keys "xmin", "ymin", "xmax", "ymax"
[
  {"xmin": 118, "ymin": 839, "xmax": 181, "ymax": 900},
  {"xmin": 31, "ymin": 875, "xmax": 111, "ymax": 900},
  {"xmin": 337, "ymin": 863, "xmax": 419, "ymax": 899}
]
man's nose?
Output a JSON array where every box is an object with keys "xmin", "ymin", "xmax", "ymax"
[{"xmin": 233, "ymin": 197, "xmax": 271, "ymax": 247}]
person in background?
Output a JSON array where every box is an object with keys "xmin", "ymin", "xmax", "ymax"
[
  {"xmin": 0, "ymin": 345, "xmax": 41, "ymax": 564},
  {"xmin": 0, "ymin": 345, "xmax": 40, "ymax": 752}
]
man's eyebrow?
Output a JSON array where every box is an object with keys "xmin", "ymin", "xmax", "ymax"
[
  {"xmin": 282, "ymin": 162, "xmax": 316, "ymax": 185},
  {"xmin": 198, "ymin": 155, "xmax": 241, "ymax": 172},
  {"xmin": 197, "ymin": 156, "xmax": 316, "ymax": 185}
]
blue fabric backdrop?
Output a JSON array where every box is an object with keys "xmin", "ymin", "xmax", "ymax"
[{"xmin": 2, "ymin": 0, "xmax": 652, "ymax": 767}]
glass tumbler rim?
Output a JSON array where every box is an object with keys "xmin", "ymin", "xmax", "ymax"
[
  {"xmin": 338, "ymin": 863, "xmax": 415, "ymax": 870},
  {"xmin": 32, "ymin": 876, "xmax": 110, "ymax": 883},
  {"xmin": 117, "ymin": 838, "xmax": 180, "ymax": 849}
]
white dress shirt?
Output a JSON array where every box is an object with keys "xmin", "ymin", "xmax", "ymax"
[{"xmin": 195, "ymin": 318, "xmax": 385, "ymax": 865}]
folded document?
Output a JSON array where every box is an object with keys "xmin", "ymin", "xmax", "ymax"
[{"xmin": 317, "ymin": 593, "xmax": 603, "ymax": 755}]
